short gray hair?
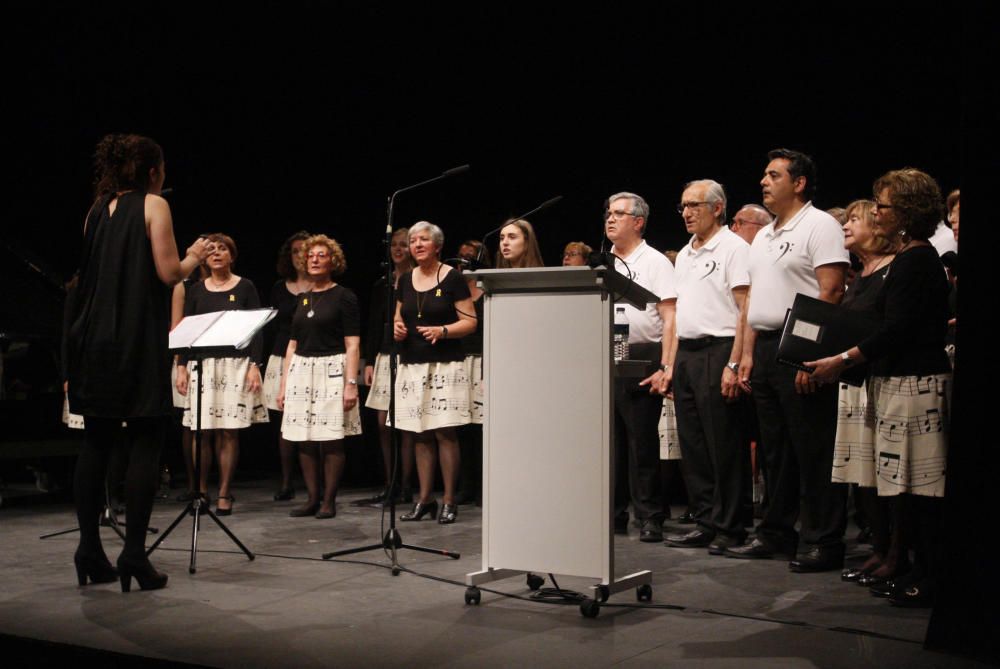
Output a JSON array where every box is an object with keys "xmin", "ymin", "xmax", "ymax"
[
  {"xmin": 607, "ymin": 192, "xmax": 650, "ymax": 220},
  {"xmin": 684, "ymin": 179, "xmax": 728, "ymax": 223},
  {"xmin": 737, "ymin": 204, "xmax": 772, "ymax": 225},
  {"xmin": 408, "ymin": 220, "xmax": 444, "ymax": 249}
]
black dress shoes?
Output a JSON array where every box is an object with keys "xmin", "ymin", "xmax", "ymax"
[
  {"xmin": 888, "ymin": 580, "xmax": 934, "ymax": 608},
  {"xmin": 676, "ymin": 511, "xmax": 696, "ymax": 525},
  {"xmin": 707, "ymin": 534, "xmax": 745, "ymax": 555},
  {"xmin": 724, "ymin": 537, "xmax": 787, "ymax": 560},
  {"xmin": 639, "ymin": 522, "xmax": 663, "ymax": 543},
  {"xmin": 789, "ymin": 545, "xmax": 845, "ymax": 573},
  {"xmin": 665, "ymin": 529, "xmax": 715, "ymax": 548}
]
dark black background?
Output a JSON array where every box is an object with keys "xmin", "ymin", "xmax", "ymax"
[{"xmin": 3, "ymin": 3, "xmax": 962, "ymax": 303}]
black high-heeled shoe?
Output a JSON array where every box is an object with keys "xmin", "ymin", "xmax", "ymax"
[
  {"xmin": 74, "ymin": 550, "xmax": 118, "ymax": 586},
  {"xmin": 438, "ymin": 503, "xmax": 458, "ymax": 524},
  {"xmin": 117, "ymin": 555, "xmax": 168, "ymax": 593},
  {"xmin": 216, "ymin": 494, "xmax": 235, "ymax": 516},
  {"xmin": 400, "ymin": 500, "xmax": 438, "ymax": 521}
]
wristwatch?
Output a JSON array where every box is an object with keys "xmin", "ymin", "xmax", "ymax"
[
  {"xmin": 726, "ymin": 362, "xmax": 739, "ymax": 373},
  {"xmin": 347, "ymin": 379, "xmax": 358, "ymax": 385},
  {"xmin": 840, "ymin": 352, "xmax": 854, "ymax": 367}
]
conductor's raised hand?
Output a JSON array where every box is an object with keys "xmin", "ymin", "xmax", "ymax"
[{"xmin": 186, "ymin": 237, "xmax": 215, "ymax": 262}]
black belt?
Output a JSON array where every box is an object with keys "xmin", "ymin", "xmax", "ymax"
[
  {"xmin": 677, "ymin": 336, "xmax": 734, "ymax": 351},
  {"xmin": 755, "ymin": 329, "xmax": 782, "ymax": 340}
]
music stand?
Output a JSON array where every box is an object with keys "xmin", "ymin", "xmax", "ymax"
[{"xmin": 147, "ymin": 308, "xmax": 275, "ymax": 573}]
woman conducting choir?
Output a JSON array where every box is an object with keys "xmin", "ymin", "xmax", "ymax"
[
  {"xmin": 263, "ymin": 230, "xmax": 312, "ymax": 501},
  {"xmin": 806, "ymin": 168, "xmax": 951, "ymax": 608},
  {"xmin": 393, "ymin": 221, "xmax": 476, "ymax": 523},
  {"xmin": 278, "ymin": 235, "xmax": 361, "ymax": 519},
  {"xmin": 362, "ymin": 227, "xmax": 415, "ymax": 505},
  {"xmin": 67, "ymin": 133, "xmax": 213, "ymax": 591},
  {"xmin": 175, "ymin": 233, "xmax": 267, "ymax": 516}
]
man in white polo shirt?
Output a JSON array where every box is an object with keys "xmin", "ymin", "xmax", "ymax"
[
  {"xmin": 725, "ymin": 149, "xmax": 850, "ymax": 572},
  {"xmin": 606, "ymin": 191, "xmax": 677, "ymax": 542},
  {"xmin": 663, "ymin": 179, "xmax": 751, "ymax": 555}
]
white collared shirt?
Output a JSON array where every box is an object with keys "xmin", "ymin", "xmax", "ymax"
[
  {"xmin": 929, "ymin": 220, "xmax": 958, "ymax": 256},
  {"xmin": 675, "ymin": 226, "xmax": 749, "ymax": 339},
  {"xmin": 747, "ymin": 202, "xmax": 848, "ymax": 331},
  {"xmin": 612, "ymin": 240, "xmax": 677, "ymax": 343}
]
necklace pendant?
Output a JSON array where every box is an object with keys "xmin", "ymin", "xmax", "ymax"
[{"xmin": 307, "ymin": 309, "xmax": 315, "ymax": 318}]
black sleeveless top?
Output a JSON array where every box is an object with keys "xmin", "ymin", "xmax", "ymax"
[{"xmin": 66, "ymin": 191, "xmax": 172, "ymax": 418}]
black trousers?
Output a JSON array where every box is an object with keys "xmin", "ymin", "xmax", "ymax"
[
  {"xmin": 750, "ymin": 335, "xmax": 845, "ymax": 550},
  {"xmin": 673, "ymin": 337, "xmax": 747, "ymax": 539},
  {"xmin": 614, "ymin": 342, "xmax": 665, "ymax": 526}
]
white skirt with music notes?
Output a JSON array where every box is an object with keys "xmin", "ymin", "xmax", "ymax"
[
  {"xmin": 280, "ymin": 353, "xmax": 362, "ymax": 442},
  {"xmin": 171, "ymin": 364, "xmax": 187, "ymax": 409},
  {"xmin": 364, "ymin": 352, "xmax": 392, "ymax": 411},
  {"xmin": 385, "ymin": 360, "xmax": 472, "ymax": 433},
  {"xmin": 464, "ymin": 355, "xmax": 484, "ymax": 425},
  {"xmin": 870, "ymin": 374, "xmax": 950, "ymax": 498},
  {"xmin": 832, "ymin": 382, "xmax": 877, "ymax": 487},
  {"xmin": 262, "ymin": 354, "xmax": 285, "ymax": 412},
  {"xmin": 181, "ymin": 357, "xmax": 269, "ymax": 430},
  {"xmin": 658, "ymin": 397, "xmax": 681, "ymax": 460},
  {"xmin": 62, "ymin": 395, "xmax": 85, "ymax": 430}
]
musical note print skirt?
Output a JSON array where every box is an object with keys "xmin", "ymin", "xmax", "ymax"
[
  {"xmin": 658, "ymin": 397, "xmax": 681, "ymax": 460},
  {"xmin": 181, "ymin": 357, "xmax": 269, "ymax": 430},
  {"xmin": 832, "ymin": 381, "xmax": 877, "ymax": 487},
  {"xmin": 464, "ymin": 354, "xmax": 484, "ymax": 425},
  {"xmin": 363, "ymin": 352, "xmax": 393, "ymax": 411},
  {"xmin": 869, "ymin": 374, "xmax": 950, "ymax": 497},
  {"xmin": 171, "ymin": 363, "xmax": 187, "ymax": 409},
  {"xmin": 62, "ymin": 395, "xmax": 85, "ymax": 430},
  {"xmin": 280, "ymin": 353, "xmax": 362, "ymax": 442},
  {"xmin": 262, "ymin": 354, "xmax": 285, "ymax": 412},
  {"xmin": 385, "ymin": 360, "xmax": 473, "ymax": 433}
]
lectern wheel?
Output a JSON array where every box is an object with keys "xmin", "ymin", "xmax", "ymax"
[
  {"xmin": 526, "ymin": 574, "xmax": 545, "ymax": 591},
  {"xmin": 636, "ymin": 584, "xmax": 652, "ymax": 602},
  {"xmin": 580, "ymin": 598, "xmax": 600, "ymax": 618},
  {"xmin": 464, "ymin": 586, "xmax": 481, "ymax": 605}
]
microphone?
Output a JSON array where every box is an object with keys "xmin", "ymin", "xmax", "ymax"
[
  {"xmin": 477, "ymin": 195, "xmax": 563, "ymax": 266},
  {"xmin": 441, "ymin": 164, "xmax": 470, "ymax": 177}
]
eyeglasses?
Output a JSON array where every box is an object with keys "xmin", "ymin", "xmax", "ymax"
[
  {"xmin": 872, "ymin": 200, "xmax": 896, "ymax": 211},
  {"xmin": 676, "ymin": 201, "xmax": 710, "ymax": 213},
  {"xmin": 307, "ymin": 251, "xmax": 330, "ymax": 259},
  {"xmin": 605, "ymin": 209, "xmax": 636, "ymax": 220}
]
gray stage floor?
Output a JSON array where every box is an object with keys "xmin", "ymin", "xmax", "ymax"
[{"xmin": 0, "ymin": 481, "xmax": 987, "ymax": 668}]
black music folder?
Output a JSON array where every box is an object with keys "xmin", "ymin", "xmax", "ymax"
[{"xmin": 777, "ymin": 293, "xmax": 880, "ymax": 386}]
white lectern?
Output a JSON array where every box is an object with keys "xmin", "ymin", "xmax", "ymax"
[{"xmin": 464, "ymin": 266, "xmax": 659, "ymax": 617}]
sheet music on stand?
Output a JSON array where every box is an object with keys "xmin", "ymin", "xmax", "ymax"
[{"xmin": 169, "ymin": 309, "xmax": 276, "ymax": 352}]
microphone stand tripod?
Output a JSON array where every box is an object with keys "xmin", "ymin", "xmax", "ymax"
[{"xmin": 323, "ymin": 166, "xmax": 469, "ymax": 573}]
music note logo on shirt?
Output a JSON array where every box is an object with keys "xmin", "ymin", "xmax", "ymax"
[
  {"xmin": 303, "ymin": 298, "xmax": 309, "ymax": 305},
  {"xmin": 435, "ymin": 289, "xmax": 442, "ymax": 297},
  {"xmin": 229, "ymin": 294, "xmax": 236, "ymax": 302}
]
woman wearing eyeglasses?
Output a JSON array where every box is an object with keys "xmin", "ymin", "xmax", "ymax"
[
  {"xmin": 176, "ymin": 233, "xmax": 267, "ymax": 516},
  {"xmin": 806, "ymin": 169, "xmax": 951, "ymax": 608},
  {"xmin": 278, "ymin": 235, "xmax": 362, "ymax": 519},
  {"xmin": 562, "ymin": 241, "xmax": 592, "ymax": 266},
  {"xmin": 393, "ymin": 221, "xmax": 477, "ymax": 524}
]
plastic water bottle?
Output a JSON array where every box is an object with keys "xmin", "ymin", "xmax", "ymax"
[{"xmin": 614, "ymin": 306, "xmax": 630, "ymax": 361}]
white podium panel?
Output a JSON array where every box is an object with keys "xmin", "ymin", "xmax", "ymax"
[
  {"xmin": 466, "ymin": 267, "xmax": 655, "ymax": 598},
  {"xmin": 484, "ymin": 290, "xmax": 610, "ymax": 578}
]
